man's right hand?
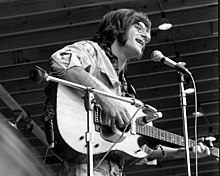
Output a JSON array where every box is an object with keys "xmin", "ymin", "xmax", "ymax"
[
  {"xmin": 99, "ymin": 97, "xmax": 131, "ymax": 133},
  {"xmin": 59, "ymin": 66, "xmax": 132, "ymax": 133}
]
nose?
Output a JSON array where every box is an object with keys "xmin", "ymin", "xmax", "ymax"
[{"xmin": 141, "ymin": 32, "xmax": 151, "ymax": 44}]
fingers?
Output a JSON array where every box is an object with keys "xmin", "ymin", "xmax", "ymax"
[
  {"xmin": 103, "ymin": 102, "xmax": 131, "ymax": 133},
  {"xmin": 114, "ymin": 109, "xmax": 130, "ymax": 129},
  {"xmin": 199, "ymin": 142, "xmax": 210, "ymax": 156},
  {"xmin": 191, "ymin": 142, "xmax": 210, "ymax": 158},
  {"xmin": 110, "ymin": 119, "xmax": 116, "ymax": 133},
  {"xmin": 198, "ymin": 142, "xmax": 210, "ymax": 156}
]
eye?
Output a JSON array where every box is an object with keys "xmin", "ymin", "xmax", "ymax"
[
  {"xmin": 134, "ymin": 23, "xmax": 141, "ymax": 31},
  {"xmin": 134, "ymin": 22, "xmax": 146, "ymax": 34}
]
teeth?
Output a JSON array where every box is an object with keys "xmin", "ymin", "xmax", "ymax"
[{"xmin": 136, "ymin": 39, "xmax": 143, "ymax": 46}]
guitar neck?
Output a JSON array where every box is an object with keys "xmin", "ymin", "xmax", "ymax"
[
  {"xmin": 136, "ymin": 125, "xmax": 192, "ymax": 147},
  {"xmin": 136, "ymin": 125, "xmax": 219, "ymax": 158},
  {"xmin": 93, "ymin": 105, "xmax": 219, "ymax": 158}
]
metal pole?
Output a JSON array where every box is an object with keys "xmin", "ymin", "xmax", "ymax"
[
  {"xmin": 84, "ymin": 88, "xmax": 95, "ymax": 176},
  {"xmin": 178, "ymin": 73, "xmax": 191, "ymax": 176}
]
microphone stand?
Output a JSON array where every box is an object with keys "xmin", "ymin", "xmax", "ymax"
[
  {"xmin": 35, "ymin": 67, "xmax": 147, "ymax": 176},
  {"xmin": 84, "ymin": 87, "xmax": 95, "ymax": 176},
  {"xmin": 178, "ymin": 71, "xmax": 191, "ymax": 176}
]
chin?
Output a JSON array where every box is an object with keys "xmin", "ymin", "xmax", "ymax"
[
  {"xmin": 126, "ymin": 44, "xmax": 143, "ymax": 58},
  {"xmin": 136, "ymin": 53, "xmax": 143, "ymax": 60},
  {"xmin": 136, "ymin": 48, "xmax": 143, "ymax": 58}
]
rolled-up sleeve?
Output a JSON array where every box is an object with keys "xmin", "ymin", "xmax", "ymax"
[
  {"xmin": 49, "ymin": 41, "xmax": 98, "ymax": 75},
  {"xmin": 136, "ymin": 144, "xmax": 157, "ymax": 165}
]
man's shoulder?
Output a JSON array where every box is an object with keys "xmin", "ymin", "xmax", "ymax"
[
  {"xmin": 73, "ymin": 40, "xmax": 103, "ymax": 58},
  {"xmin": 75, "ymin": 40, "xmax": 100, "ymax": 50}
]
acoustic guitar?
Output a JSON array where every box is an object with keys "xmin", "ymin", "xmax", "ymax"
[{"xmin": 52, "ymin": 84, "xmax": 219, "ymax": 161}]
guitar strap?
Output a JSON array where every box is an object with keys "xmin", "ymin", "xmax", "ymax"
[
  {"xmin": 120, "ymin": 72, "xmax": 138, "ymax": 99},
  {"xmin": 41, "ymin": 82, "xmax": 58, "ymax": 147}
]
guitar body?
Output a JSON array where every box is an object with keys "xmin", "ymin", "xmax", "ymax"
[
  {"xmin": 54, "ymin": 84, "xmax": 148, "ymax": 161},
  {"xmin": 49, "ymin": 83, "xmax": 219, "ymax": 162}
]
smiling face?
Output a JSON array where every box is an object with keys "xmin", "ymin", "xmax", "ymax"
[
  {"xmin": 122, "ymin": 21, "xmax": 151, "ymax": 60},
  {"xmin": 93, "ymin": 9, "xmax": 151, "ymax": 64}
]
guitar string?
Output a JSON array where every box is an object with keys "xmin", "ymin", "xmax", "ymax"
[
  {"xmin": 94, "ymin": 106, "xmax": 143, "ymax": 170},
  {"xmin": 191, "ymin": 74, "xmax": 198, "ymax": 176}
]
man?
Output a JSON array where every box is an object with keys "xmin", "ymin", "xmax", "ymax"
[{"xmin": 43, "ymin": 9, "xmax": 210, "ymax": 176}]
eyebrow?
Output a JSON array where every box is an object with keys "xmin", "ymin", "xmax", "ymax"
[{"xmin": 136, "ymin": 22, "xmax": 148, "ymax": 31}]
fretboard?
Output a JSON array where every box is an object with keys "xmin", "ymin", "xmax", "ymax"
[
  {"xmin": 136, "ymin": 125, "xmax": 194, "ymax": 147},
  {"xmin": 136, "ymin": 125, "xmax": 219, "ymax": 158}
]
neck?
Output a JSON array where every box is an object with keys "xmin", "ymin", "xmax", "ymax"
[{"xmin": 111, "ymin": 40, "xmax": 127, "ymax": 72}]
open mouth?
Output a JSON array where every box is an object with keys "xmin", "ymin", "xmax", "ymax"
[{"xmin": 135, "ymin": 39, "xmax": 144, "ymax": 47}]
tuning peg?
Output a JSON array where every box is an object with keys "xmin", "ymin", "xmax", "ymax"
[
  {"xmin": 205, "ymin": 136, "xmax": 216, "ymax": 142},
  {"xmin": 204, "ymin": 136, "xmax": 216, "ymax": 149},
  {"xmin": 198, "ymin": 136, "xmax": 216, "ymax": 149}
]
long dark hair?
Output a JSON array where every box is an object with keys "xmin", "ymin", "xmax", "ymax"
[{"xmin": 93, "ymin": 9, "xmax": 151, "ymax": 49}]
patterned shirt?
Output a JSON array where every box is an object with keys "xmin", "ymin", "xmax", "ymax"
[{"xmin": 43, "ymin": 40, "xmax": 156, "ymax": 168}]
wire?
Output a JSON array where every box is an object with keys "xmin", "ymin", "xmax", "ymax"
[
  {"xmin": 158, "ymin": 0, "xmax": 164, "ymax": 11},
  {"xmin": 94, "ymin": 106, "xmax": 143, "ymax": 170},
  {"xmin": 189, "ymin": 74, "xmax": 198, "ymax": 176},
  {"xmin": 42, "ymin": 145, "xmax": 63, "ymax": 166},
  {"xmin": 42, "ymin": 146, "xmax": 50, "ymax": 166}
]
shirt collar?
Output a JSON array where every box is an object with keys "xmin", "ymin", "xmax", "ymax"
[{"xmin": 104, "ymin": 46, "xmax": 119, "ymax": 75}]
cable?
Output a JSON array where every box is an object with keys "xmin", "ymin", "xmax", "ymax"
[
  {"xmin": 42, "ymin": 145, "xmax": 64, "ymax": 166},
  {"xmin": 42, "ymin": 146, "xmax": 50, "ymax": 166},
  {"xmin": 94, "ymin": 106, "xmax": 143, "ymax": 170},
  {"xmin": 189, "ymin": 74, "xmax": 198, "ymax": 176}
]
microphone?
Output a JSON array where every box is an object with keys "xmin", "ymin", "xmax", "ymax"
[
  {"xmin": 151, "ymin": 50, "xmax": 191, "ymax": 75},
  {"xmin": 29, "ymin": 66, "xmax": 48, "ymax": 84}
]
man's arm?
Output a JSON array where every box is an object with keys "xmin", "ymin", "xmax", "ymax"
[
  {"xmin": 147, "ymin": 142, "xmax": 210, "ymax": 160},
  {"xmin": 56, "ymin": 66, "xmax": 131, "ymax": 132}
]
